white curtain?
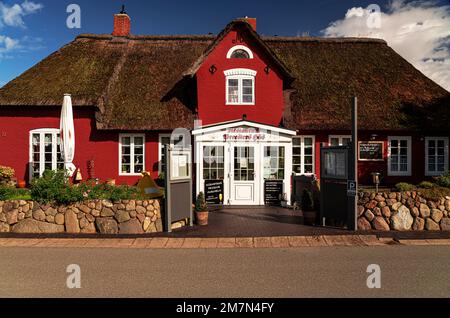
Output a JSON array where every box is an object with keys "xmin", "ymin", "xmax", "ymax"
[{"xmin": 60, "ymin": 94, "xmax": 76, "ymax": 177}]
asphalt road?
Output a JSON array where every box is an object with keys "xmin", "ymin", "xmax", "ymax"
[{"xmin": 0, "ymin": 246, "xmax": 449, "ymax": 298}]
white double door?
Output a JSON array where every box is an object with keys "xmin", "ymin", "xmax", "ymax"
[{"xmin": 229, "ymin": 144, "xmax": 260, "ymax": 205}]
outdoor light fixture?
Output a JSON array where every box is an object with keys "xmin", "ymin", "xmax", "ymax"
[
  {"xmin": 264, "ymin": 66, "xmax": 270, "ymax": 74},
  {"xmin": 370, "ymin": 134, "xmax": 378, "ymax": 140},
  {"xmin": 371, "ymin": 172, "xmax": 381, "ymax": 192},
  {"xmin": 209, "ymin": 65, "xmax": 217, "ymax": 74}
]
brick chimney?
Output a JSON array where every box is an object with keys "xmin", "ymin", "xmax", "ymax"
[
  {"xmin": 112, "ymin": 6, "xmax": 131, "ymax": 37},
  {"xmin": 241, "ymin": 17, "xmax": 256, "ymax": 31}
]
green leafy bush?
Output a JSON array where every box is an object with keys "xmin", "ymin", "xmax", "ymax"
[
  {"xmin": 0, "ymin": 186, "xmax": 15, "ymax": 200},
  {"xmin": 301, "ymin": 189, "xmax": 314, "ymax": 211},
  {"xmin": 417, "ymin": 181, "xmax": 435, "ymax": 189},
  {"xmin": 435, "ymin": 173, "xmax": 450, "ymax": 189},
  {"xmin": 195, "ymin": 192, "xmax": 208, "ymax": 212},
  {"xmin": 395, "ymin": 182, "xmax": 415, "ymax": 192}
]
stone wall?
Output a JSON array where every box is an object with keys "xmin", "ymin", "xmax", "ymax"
[
  {"xmin": 0, "ymin": 199, "xmax": 162, "ymax": 234},
  {"xmin": 358, "ymin": 192, "xmax": 450, "ymax": 231}
]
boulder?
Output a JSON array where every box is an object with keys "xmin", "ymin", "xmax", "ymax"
[
  {"xmin": 372, "ymin": 217, "xmax": 390, "ymax": 231},
  {"xmin": 391, "ymin": 205, "xmax": 413, "ymax": 231},
  {"xmin": 6, "ymin": 209, "xmax": 18, "ymax": 225},
  {"xmin": 364, "ymin": 210, "xmax": 375, "ymax": 222},
  {"xmin": 412, "ymin": 217, "xmax": 425, "ymax": 231},
  {"xmin": 136, "ymin": 206, "xmax": 146, "ymax": 215},
  {"xmin": 431, "ymin": 209, "xmax": 443, "ymax": 223},
  {"xmin": 0, "ymin": 222, "xmax": 9, "ymax": 233},
  {"xmin": 440, "ymin": 218, "xmax": 450, "ymax": 231},
  {"xmin": 419, "ymin": 204, "xmax": 430, "ymax": 218},
  {"xmin": 358, "ymin": 217, "xmax": 372, "ymax": 231},
  {"xmin": 115, "ymin": 210, "xmax": 131, "ymax": 223},
  {"xmin": 381, "ymin": 206, "xmax": 391, "ymax": 218},
  {"xmin": 32, "ymin": 209, "xmax": 46, "ymax": 221},
  {"xmin": 125, "ymin": 201, "xmax": 136, "ymax": 211},
  {"xmin": 80, "ymin": 222, "xmax": 96, "ymax": 234},
  {"xmin": 425, "ymin": 218, "xmax": 440, "ymax": 231},
  {"xmin": 12, "ymin": 219, "xmax": 64, "ymax": 234},
  {"xmin": 79, "ymin": 205, "xmax": 91, "ymax": 214},
  {"xmin": 119, "ymin": 219, "xmax": 144, "ymax": 234},
  {"xmin": 391, "ymin": 202, "xmax": 402, "ymax": 211},
  {"xmin": 101, "ymin": 207, "xmax": 114, "ymax": 217},
  {"xmin": 54, "ymin": 213, "xmax": 65, "ymax": 225},
  {"xmin": 386, "ymin": 199, "xmax": 396, "ymax": 206},
  {"xmin": 95, "ymin": 218, "xmax": 118, "ymax": 234},
  {"xmin": 445, "ymin": 200, "xmax": 450, "ymax": 212},
  {"xmin": 65, "ymin": 210, "xmax": 80, "ymax": 234},
  {"xmin": 411, "ymin": 207, "xmax": 419, "ymax": 218}
]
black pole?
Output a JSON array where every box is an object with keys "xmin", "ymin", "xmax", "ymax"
[{"xmin": 348, "ymin": 97, "xmax": 358, "ymax": 231}]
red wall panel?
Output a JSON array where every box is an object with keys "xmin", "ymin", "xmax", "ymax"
[
  {"xmin": 196, "ymin": 27, "xmax": 285, "ymax": 126},
  {"xmin": 0, "ymin": 107, "xmax": 161, "ymax": 185}
]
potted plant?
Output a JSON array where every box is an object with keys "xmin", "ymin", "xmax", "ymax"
[
  {"xmin": 301, "ymin": 189, "xmax": 316, "ymax": 225},
  {"xmin": 195, "ymin": 192, "xmax": 209, "ymax": 226}
]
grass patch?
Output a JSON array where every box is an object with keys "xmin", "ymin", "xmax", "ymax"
[{"xmin": 417, "ymin": 186, "xmax": 450, "ymax": 201}]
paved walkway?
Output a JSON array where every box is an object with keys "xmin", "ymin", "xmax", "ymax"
[{"xmin": 1, "ymin": 235, "xmax": 449, "ymax": 249}]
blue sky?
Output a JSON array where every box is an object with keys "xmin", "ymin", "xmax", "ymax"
[{"xmin": 1, "ymin": 0, "xmax": 450, "ymax": 91}]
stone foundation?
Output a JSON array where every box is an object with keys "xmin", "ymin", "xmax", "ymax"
[
  {"xmin": 358, "ymin": 192, "xmax": 450, "ymax": 231},
  {"xmin": 0, "ymin": 199, "xmax": 162, "ymax": 234}
]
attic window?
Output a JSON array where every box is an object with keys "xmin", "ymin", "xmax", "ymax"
[{"xmin": 227, "ymin": 45, "xmax": 254, "ymax": 59}]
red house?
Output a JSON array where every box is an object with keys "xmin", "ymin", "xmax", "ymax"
[{"xmin": 0, "ymin": 11, "xmax": 449, "ymax": 206}]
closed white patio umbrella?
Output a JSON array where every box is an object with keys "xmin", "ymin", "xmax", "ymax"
[{"xmin": 60, "ymin": 94, "xmax": 76, "ymax": 177}]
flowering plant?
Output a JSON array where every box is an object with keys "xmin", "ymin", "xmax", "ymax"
[{"xmin": 0, "ymin": 165, "xmax": 15, "ymax": 179}]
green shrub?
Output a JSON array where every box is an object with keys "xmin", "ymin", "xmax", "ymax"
[
  {"xmin": 30, "ymin": 170, "xmax": 69, "ymax": 204},
  {"xmin": 435, "ymin": 172, "xmax": 450, "ymax": 189},
  {"xmin": 301, "ymin": 189, "xmax": 314, "ymax": 211},
  {"xmin": 0, "ymin": 186, "xmax": 15, "ymax": 200},
  {"xmin": 395, "ymin": 182, "xmax": 415, "ymax": 192},
  {"xmin": 417, "ymin": 181, "xmax": 435, "ymax": 189},
  {"xmin": 195, "ymin": 192, "xmax": 208, "ymax": 212}
]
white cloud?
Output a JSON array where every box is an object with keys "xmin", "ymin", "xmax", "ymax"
[
  {"xmin": 0, "ymin": 1, "xmax": 43, "ymax": 28},
  {"xmin": 323, "ymin": 0, "xmax": 450, "ymax": 92}
]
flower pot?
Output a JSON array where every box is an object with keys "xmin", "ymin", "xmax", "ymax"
[
  {"xmin": 303, "ymin": 210, "xmax": 317, "ymax": 225},
  {"xmin": 195, "ymin": 211, "xmax": 209, "ymax": 226},
  {"xmin": 17, "ymin": 180, "xmax": 26, "ymax": 189}
]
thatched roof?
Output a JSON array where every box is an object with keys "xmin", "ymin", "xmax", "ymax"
[{"xmin": 0, "ymin": 20, "xmax": 448, "ymax": 132}]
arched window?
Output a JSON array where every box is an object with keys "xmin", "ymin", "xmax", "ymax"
[
  {"xmin": 231, "ymin": 49, "xmax": 250, "ymax": 59},
  {"xmin": 226, "ymin": 45, "xmax": 254, "ymax": 59}
]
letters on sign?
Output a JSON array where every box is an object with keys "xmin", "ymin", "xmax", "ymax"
[{"xmin": 358, "ymin": 142, "xmax": 384, "ymax": 161}]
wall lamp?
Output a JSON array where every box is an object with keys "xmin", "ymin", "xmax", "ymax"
[{"xmin": 264, "ymin": 66, "xmax": 270, "ymax": 74}]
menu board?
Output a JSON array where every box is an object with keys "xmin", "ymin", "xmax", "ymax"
[
  {"xmin": 359, "ymin": 142, "xmax": 383, "ymax": 161},
  {"xmin": 205, "ymin": 180, "xmax": 224, "ymax": 205},
  {"xmin": 264, "ymin": 180, "xmax": 284, "ymax": 206}
]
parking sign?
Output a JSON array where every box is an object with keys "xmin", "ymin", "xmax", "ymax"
[{"xmin": 347, "ymin": 180, "xmax": 357, "ymax": 196}]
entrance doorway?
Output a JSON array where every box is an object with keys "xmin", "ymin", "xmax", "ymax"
[{"xmin": 230, "ymin": 145, "xmax": 258, "ymax": 205}]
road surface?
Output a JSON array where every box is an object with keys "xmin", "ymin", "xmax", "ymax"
[{"xmin": 0, "ymin": 246, "xmax": 449, "ymax": 297}]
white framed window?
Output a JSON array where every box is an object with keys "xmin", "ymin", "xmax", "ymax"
[
  {"xmin": 388, "ymin": 136, "xmax": 412, "ymax": 176},
  {"xmin": 293, "ymin": 136, "xmax": 315, "ymax": 175},
  {"xmin": 226, "ymin": 45, "xmax": 254, "ymax": 59},
  {"xmin": 224, "ymin": 69, "xmax": 256, "ymax": 105},
  {"xmin": 329, "ymin": 135, "xmax": 352, "ymax": 146},
  {"xmin": 29, "ymin": 129, "xmax": 64, "ymax": 179},
  {"xmin": 263, "ymin": 146, "xmax": 285, "ymax": 180},
  {"xmin": 425, "ymin": 137, "xmax": 449, "ymax": 176},
  {"xmin": 158, "ymin": 134, "xmax": 184, "ymax": 175},
  {"xmin": 203, "ymin": 146, "xmax": 225, "ymax": 180},
  {"xmin": 119, "ymin": 134, "xmax": 145, "ymax": 176}
]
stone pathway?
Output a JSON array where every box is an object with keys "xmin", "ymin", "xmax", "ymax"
[{"xmin": 0, "ymin": 235, "xmax": 449, "ymax": 249}]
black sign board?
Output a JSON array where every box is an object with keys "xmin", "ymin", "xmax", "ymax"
[
  {"xmin": 205, "ymin": 180, "xmax": 224, "ymax": 205},
  {"xmin": 358, "ymin": 142, "xmax": 383, "ymax": 161},
  {"xmin": 264, "ymin": 180, "xmax": 284, "ymax": 206}
]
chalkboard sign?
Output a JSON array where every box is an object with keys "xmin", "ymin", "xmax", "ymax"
[
  {"xmin": 205, "ymin": 180, "xmax": 224, "ymax": 205},
  {"xmin": 264, "ymin": 180, "xmax": 284, "ymax": 206},
  {"xmin": 358, "ymin": 142, "xmax": 384, "ymax": 161}
]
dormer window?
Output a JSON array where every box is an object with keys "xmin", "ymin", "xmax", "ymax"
[
  {"xmin": 224, "ymin": 69, "xmax": 257, "ymax": 105},
  {"xmin": 226, "ymin": 45, "xmax": 254, "ymax": 59}
]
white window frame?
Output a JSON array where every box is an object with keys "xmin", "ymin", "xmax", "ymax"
[
  {"xmin": 224, "ymin": 68, "xmax": 257, "ymax": 106},
  {"xmin": 329, "ymin": 135, "xmax": 352, "ymax": 146},
  {"xmin": 425, "ymin": 137, "xmax": 449, "ymax": 176},
  {"xmin": 292, "ymin": 136, "xmax": 315, "ymax": 175},
  {"xmin": 387, "ymin": 136, "xmax": 412, "ymax": 176},
  {"xmin": 158, "ymin": 134, "xmax": 171, "ymax": 175},
  {"xmin": 119, "ymin": 133, "xmax": 146, "ymax": 176},
  {"xmin": 226, "ymin": 45, "xmax": 254, "ymax": 59},
  {"xmin": 29, "ymin": 128, "xmax": 63, "ymax": 179}
]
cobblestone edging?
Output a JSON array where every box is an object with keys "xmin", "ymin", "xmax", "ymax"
[
  {"xmin": 358, "ymin": 192, "xmax": 450, "ymax": 231},
  {"xmin": 0, "ymin": 200, "xmax": 162, "ymax": 234}
]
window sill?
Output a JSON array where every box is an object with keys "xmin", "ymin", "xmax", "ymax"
[{"xmin": 226, "ymin": 103, "xmax": 255, "ymax": 106}]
